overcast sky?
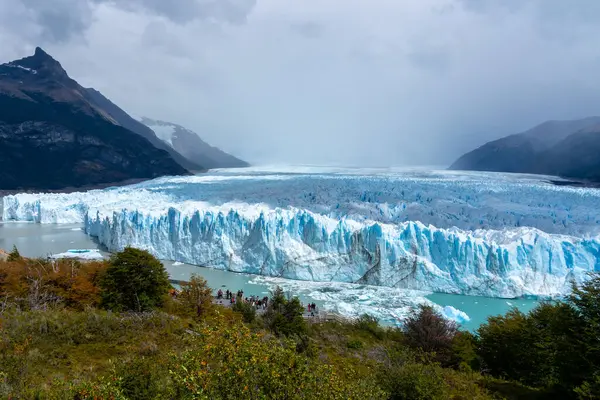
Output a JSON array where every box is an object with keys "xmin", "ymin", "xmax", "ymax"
[{"xmin": 1, "ymin": 0, "xmax": 600, "ymax": 166}]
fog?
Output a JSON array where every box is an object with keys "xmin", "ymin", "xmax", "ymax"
[{"xmin": 2, "ymin": 0, "xmax": 600, "ymax": 166}]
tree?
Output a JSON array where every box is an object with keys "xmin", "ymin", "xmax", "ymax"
[
  {"xmin": 569, "ymin": 274, "xmax": 600, "ymax": 395},
  {"xmin": 476, "ymin": 274, "xmax": 600, "ymax": 398},
  {"xmin": 99, "ymin": 247, "xmax": 170, "ymax": 312},
  {"xmin": 263, "ymin": 286, "xmax": 307, "ymax": 337},
  {"xmin": 355, "ymin": 314, "xmax": 384, "ymax": 339},
  {"xmin": 232, "ymin": 299, "xmax": 257, "ymax": 323},
  {"xmin": 403, "ymin": 305, "xmax": 458, "ymax": 364},
  {"xmin": 7, "ymin": 246, "xmax": 21, "ymax": 262},
  {"xmin": 178, "ymin": 274, "xmax": 213, "ymax": 318}
]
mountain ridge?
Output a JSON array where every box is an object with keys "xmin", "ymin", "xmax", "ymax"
[
  {"xmin": 0, "ymin": 47, "xmax": 190, "ymax": 190},
  {"xmin": 141, "ymin": 117, "xmax": 249, "ymax": 169},
  {"xmin": 449, "ymin": 117, "xmax": 600, "ymax": 182}
]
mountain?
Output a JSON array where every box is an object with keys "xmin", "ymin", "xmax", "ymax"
[
  {"xmin": 84, "ymin": 89, "xmax": 204, "ymax": 171},
  {"xmin": 0, "ymin": 47, "xmax": 189, "ymax": 190},
  {"xmin": 450, "ymin": 117, "xmax": 600, "ymax": 181},
  {"xmin": 140, "ymin": 117, "xmax": 249, "ymax": 169},
  {"xmin": 539, "ymin": 123, "xmax": 600, "ymax": 182}
]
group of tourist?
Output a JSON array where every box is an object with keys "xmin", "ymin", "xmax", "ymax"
[
  {"xmin": 215, "ymin": 288, "xmax": 319, "ymax": 316},
  {"xmin": 216, "ymin": 288, "xmax": 270, "ymax": 310}
]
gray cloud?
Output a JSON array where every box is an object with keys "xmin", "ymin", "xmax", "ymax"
[
  {"xmin": 291, "ymin": 22, "xmax": 324, "ymax": 39},
  {"xmin": 2, "ymin": 0, "xmax": 600, "ymax": 166},
  {"xmin": 460, "ymin": 0, "xmax": 600, "ymax": 24},
  {"xmin": 96, "ymin": 0, "xmax": 257, "ymax": 24}
]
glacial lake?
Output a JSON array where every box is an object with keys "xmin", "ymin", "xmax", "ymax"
[{"xmin": 0, "ymin": 222, "xmax": 539, "ymax": 331}]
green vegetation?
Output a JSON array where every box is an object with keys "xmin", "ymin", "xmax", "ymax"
[
  {"xmin": 100, "ymin": 247, "xmax": 171, "ymax": 312},
  {"xmin": 0, "ymin": 246, "xmax": 599, "ymax": 399},
  {"xmin": 6, "ymin": 246, "xmax": 21, "ymax": 262},
  {"xmin": 477, "ymin": 275, "xmax": 600, "ymax": 398}
]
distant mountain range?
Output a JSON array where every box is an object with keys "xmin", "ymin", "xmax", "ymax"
[
  {"xmin": 0, "ymin": 47, "xmax": 247, "ymax": 190},
  {"xmin": 450, "ymin": 117, "xmax": 600, "ymax": 182},
  {"xmin": 140, "ymin": 118, "xmax": 249, "ymax": 169}
]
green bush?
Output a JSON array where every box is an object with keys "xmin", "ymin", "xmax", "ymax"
[
  {"xmin": 450, "ymin": 331, "xmax": 480, "ymax": 371},
  {"xmin": 347, "ymin": 339, "xmax": 364, "ymax": 350},
  {"xmin": 168, "ymin": 319, "xmax": 386, "ymax": 399},
  {"xmin": 177, "ymin": 274, "xmax": 213, "ymax": 318},
  {"xmin": 100, "ymin": 247, "xmax": 170, "ymax": 312},
  {"xmin": 232, "ymin": 299, "xmax": 257, "ymax": 323},
  {"xmin": 477, "ymin": 274, "xmax": 600, "ymax": 398},
  {"xmin": 354, "ymin": 314, "xmax": 384, "ymax": 339},
  {"xmin": 263, "ymin": 286, "xmax": 307, "ymax": 337},
  {"xmin": 111, "ymin": 357, "xmax": 171, "ymax": 400},
  {"xmin": 7, "ymin": 245, "xmax": 21, "ymax": 262},
  {"xmin": 379, "ymin": 361, "xmax": 492, "ymax": 400}
]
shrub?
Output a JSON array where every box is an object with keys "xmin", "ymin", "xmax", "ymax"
[
  {"xmin": 0, "ymin": 257, "xmax": 105, "ymax": 311},
  {"xmin": 402, "ymin": 305, "xmax": 458, "ymax": 364},
  {"xmin": 354, "ymin": 314, "xmax": 386, "ymax": 339},
  {"xmin": 263, "ymin": 286, "xmax": 307, "ymax": 337},
  {"xmin": 7, "ymin": 246, "xmax": 21, "ymax": 262},
  {"xmin": 232, "ymin": 299, "xmax": 257, "ymax": 323},
  {"xmin": 379, "ymin": 361, "xmax": 492, "ymax": 400},
  {"xmin": 100, "ymin": 247, "xmax": 170, "ymax": 312},
  {"xmin": 449, "ymin": 330, "xmax": 480, "ymax": 371},
  {"xmin": 477, "ymin": 290, "xmax": 593, "ymax": 396},
  {"xmin": 111, "ymin": 357, "xmax": 170, "ymax": 400},
  {"xmin": 168, "ymin": 319, "xmax": 386, "ymax": 399},
  {"xmin": 177, "ymin": 274, "xmax": 213, "ymax": 318}
]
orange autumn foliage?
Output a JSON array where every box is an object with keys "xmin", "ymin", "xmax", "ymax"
[{"xmin": 0, "ymin": 256, "xmax": 107, "ymax": 310}]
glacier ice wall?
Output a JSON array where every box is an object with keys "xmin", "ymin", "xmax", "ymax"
[
  {"xmin": 85, "ymin": 206, "xmax": 599, "ymax": 298},
  {"xmin": 4, "ymin": 168, "xmax": 600, "ymax": 298}
]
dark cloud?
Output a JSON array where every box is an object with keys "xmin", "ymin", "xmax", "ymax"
[
  {"xmin": 4, "ymin": 0, "xmax": 258, "ymax": 46},
  {"xmin": 97, "ymin": 0, "xmax": 257, "ymax": 24},
  {"xmin": 2, "ymin": 1, "xmax": 600, "ymax": 166},
  {"xmin": 11, "ymin": 0, "xmax": 93, "ymax": 43}
]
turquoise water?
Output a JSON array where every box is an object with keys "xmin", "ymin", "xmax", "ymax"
[
  {"xmin": 426, "ymin": 293, "xmax": 539, "ymax": 331},
  {"xmin": 0, "ymin": 222, "xmax": 540, "ymax": 330},
  {"xmin": 164, "ymin": 260, "xmax": 327, "ymax": 311}
]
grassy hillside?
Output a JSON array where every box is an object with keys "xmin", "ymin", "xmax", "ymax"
[{"xmin": 0, "ymin": 247, "xmax": 597, "ymax": 399}]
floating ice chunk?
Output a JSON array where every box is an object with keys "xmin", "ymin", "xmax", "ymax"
[
  {"xmin": 442, "ymin": 305, "xmax": 471, "ymax": 324},
  {"xmin": 50, "ymin": 249, "xmax": 104, "ymax": 260}
]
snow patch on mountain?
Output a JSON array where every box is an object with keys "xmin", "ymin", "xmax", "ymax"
[{"xmin": 144, "ymin": 122, "xmax": 176, "ymax": 146}]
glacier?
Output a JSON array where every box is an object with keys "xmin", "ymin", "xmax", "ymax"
[{"xmin": 3, "ymin": 167, "xmax": 600, "ymax": 298}]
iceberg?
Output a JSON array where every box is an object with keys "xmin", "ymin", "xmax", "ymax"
[
  {"xmin": 3, "ymin": 168, "xmax": 600, "ymax": 298},
  {"xmin": 441, "ymin": 306, "xmax": 471, "ymax": 324},
  {"xmin": 50, "ymin": 249, "xmax": 104, "ymax": 260}
]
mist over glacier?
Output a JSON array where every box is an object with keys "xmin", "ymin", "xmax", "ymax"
[{"xmin": 3, "ymin": 167, "xmax": 600, "ymax": 299}]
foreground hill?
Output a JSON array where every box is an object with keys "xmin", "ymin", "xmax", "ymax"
[
  {"xmin": 1, "ymin": 247, "xmax": 559, "ymax": 399},
  {"xmin": 141, "ymin": 117, "xmax": 249, "ymax": 169},
  {"xmin": 450, "ymin": 117, "xmax": 600, "ymax": 181},
  {"xmin": 0, "ymin": 47, "xmax": 190, "ymax": 190}
]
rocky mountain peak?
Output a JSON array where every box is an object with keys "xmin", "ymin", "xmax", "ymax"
[{"xmin": 10, "ymin": 47, "xmax": 68, "ymax": 79}]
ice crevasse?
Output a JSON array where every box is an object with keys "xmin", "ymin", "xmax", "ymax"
[{"xmin": 85, "ymin": 206, "xmax": 600, "ymax": 298}]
